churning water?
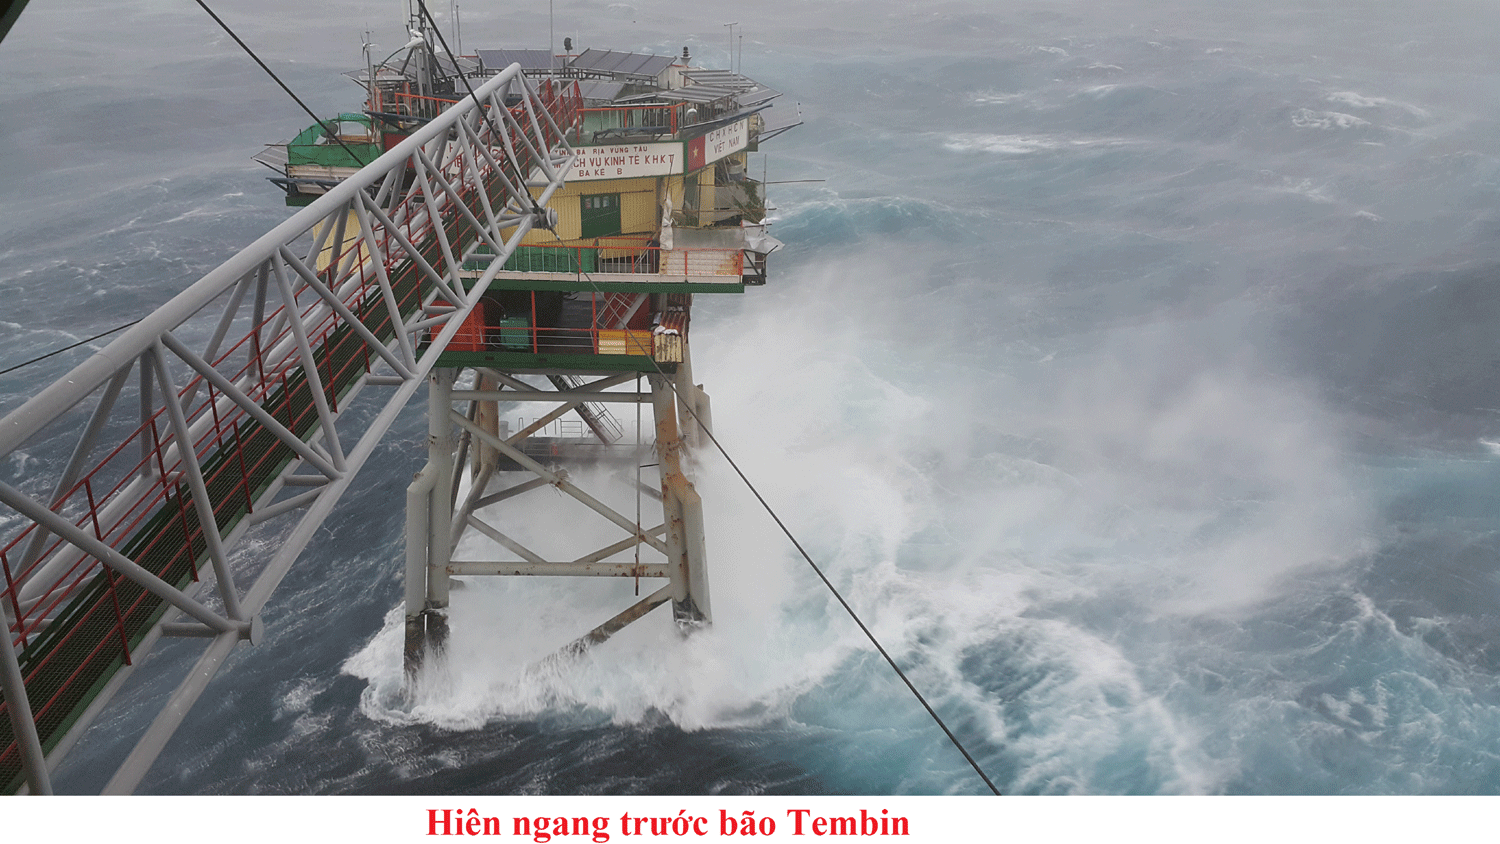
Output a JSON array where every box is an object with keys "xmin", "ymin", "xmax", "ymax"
[{"xmin": 4, "ymin": 0, "xmax": 1500, "ymax": 794}]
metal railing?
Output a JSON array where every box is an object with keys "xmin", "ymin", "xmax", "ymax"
[
  {"xmin": 441, "ymin": 292, "xmax": 656, "ymax": 359},
  {"xmin": 469, "ymin": 238, "xmax": 745, "ymax": 279},
  {"xmin": 0, "ymin": 65, "xmax": 577, "ymax": 795},
  {"xmin": 577, "ymin": 104, "xmax": 680, "ymax": 142}
]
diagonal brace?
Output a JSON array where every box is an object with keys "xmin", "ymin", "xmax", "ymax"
[
  {"xmin": 159, "ymin": 332, "xmax": 342, "ymax": 480},
  {"xmin": 149, "ymin": 343, "xmax": 245, "ymax": 621},
  {"xmin": 0, "ymin": 481, "xmax": 243, "ymax": 636},
  {"xmin": 466, "ymin": 515, "xmax": 546, "ymax": 564},
  {"xmin": 275, "ymin": 246, "xmax": 414, "ymax": 380},
  {"xmin": 450, "ymin": 411, "xmax": 669, "ymax": 556}
]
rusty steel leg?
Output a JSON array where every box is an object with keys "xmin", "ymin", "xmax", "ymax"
[
  {"xmin": 472, "ymin": 372, "xmax": 501, "ymax": 476},
  {"xmin": 650, "ymin": 375, "xmax": 709, "ymax": 625},
  {"xmin": 673, "ymin": 341, "xmax": 700, "ymax": 449}
]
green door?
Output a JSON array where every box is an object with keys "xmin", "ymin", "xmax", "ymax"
[{"xmin": 580, "ymin": 193, "xmax": 621, "ymax": 238}]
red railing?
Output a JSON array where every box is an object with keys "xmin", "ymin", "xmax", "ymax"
[
  {"xmin": 0, "ymin": 75, "xmax": 580, "ymax": 755},
  {"xmin": 489, "ymin": 239, "xmax": 745, "ymax": 279},
  {"xmin": 446, "ymin": 290, "xmax": 656, "ymax": 358},
  {"xmin": 0, "ymin": 216, "xmax": 412, "ymax": 756}
]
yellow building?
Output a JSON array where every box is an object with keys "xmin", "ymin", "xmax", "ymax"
[{"xmin": 441, "ymin": 49, "xmax": 797, "ymax": 372}]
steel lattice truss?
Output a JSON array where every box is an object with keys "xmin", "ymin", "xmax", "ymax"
[{"xmin": 0, "ymin": 64, "xmax": 579, "ymax": 795}]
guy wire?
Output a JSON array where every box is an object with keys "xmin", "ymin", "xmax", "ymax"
[
  {"xmin": 193, "ymin": 0, "xmax": 372, "ymax": 167},
  {"xmin": 535, "ymin": 227, "xmax": 1001, "ymax": 795}
]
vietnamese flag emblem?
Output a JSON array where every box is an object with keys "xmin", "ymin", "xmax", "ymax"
[{"xmin": 687, "ymin": 136, "xmax": 706, "ymax": 172}]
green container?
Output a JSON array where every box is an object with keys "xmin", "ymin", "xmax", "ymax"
[
  {"xmin": 286, "ymin": 114, "xmax": 381, "ymax": 169},
  {"xmin": 494, "ymin": 316, "xmax": 531, "ymax": 350}
]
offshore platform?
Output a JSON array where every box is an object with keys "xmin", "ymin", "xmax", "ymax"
[{"xmin": 0, "ymin": 11, "xmax": 795, "ymax": 794}]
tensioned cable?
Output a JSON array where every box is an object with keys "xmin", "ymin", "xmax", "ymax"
[
  {"xmin": 384, "ymin": 11, "xmax": 999, "ymax": 792},
  {"xmin": 414, "ymin": 0, "xmax": 559, "ymax": 229},
  {"xmin": 0, "ymin": 319, "xmax": 141, "ymax": 378},
  {"xmin": 3, "ymin": 6, "xmax": 365, "ymax": 376},
  {"xmin": 656, "ymin": 355, "xmax": 1002, "ymax": 796},
  {"xmin": 536, "ymin": 230, "xmax": 1001, "ymax": 795},
  {"xmin": 192, "ymin": 0, "xmax": 372, "ymax": 167}
]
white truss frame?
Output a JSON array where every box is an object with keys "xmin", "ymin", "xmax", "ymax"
[
  {"xmin": 401, "ymin": 361, "xmax": 714, "ymax": 684},
  {"xmin": 0, "ymin": 63, "xmax": 577, "ymax": 795}
]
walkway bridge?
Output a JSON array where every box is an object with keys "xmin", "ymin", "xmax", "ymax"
[{"xmin": 0, "ymin": 64, "xmax": 580, "ymax": 795}]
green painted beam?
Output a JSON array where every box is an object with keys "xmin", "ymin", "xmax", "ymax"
[
  {"xmin": 485, "ymin": 278, "xmax": 744, "ymax": 294},
  {"xmin": 435, "ymin": 350, "xmax": 676, "ymax": 373}
]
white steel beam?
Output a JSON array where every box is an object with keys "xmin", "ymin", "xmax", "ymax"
[
  {"xmin": 270, "ymin": 258, "xmax": 347, "ymax": 473},
  {"xmin": 470, "ymin": 477, "xmax": 551, "ymax": 509},
  {"xmin": 158, "ymin": 332, "xmax": 342, "ymax": 480},
  {"xmin": 0, "ymin": 482, "xmax": 242, "ymax": 636},
  {"xmin": 447, "ymin": 561, "xmax": 670, "ymax": 577},
  {"xmin": 355, "ymin": 191, "xmax": 465, "ymax": 308},
  {"xmin": 450, "ymin": 390, "xmax": 649, "ymax": 404},
  {"xmin": 448, "ymin": 411, "xmax": 670, "ymax": 556},
  {"xmin": 465, "ymin": 515, "xmax": 547, "ymax": 564},
  {"xmin": 351, "ymin": 198, "xmax": 419, "ymax": 371},
  {"xmin": 147, "ymin": 344, "xmax": 244, "ymax": 622},
  {"xmin": 275, "ymin": 246, "xmax": 414, "ymax": 379},
  {"xmin": 0, "ymin": 607, "xmax": 50, "ymax": 795},
  {"xmin": 0, "ymin": 62, "xmax": 577, "ymax": 794}
]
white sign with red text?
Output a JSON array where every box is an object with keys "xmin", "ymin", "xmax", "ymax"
[
  {"xmin": 686, "ymin": 118, "xmax": 749, "ymax": 172},
  {"xmin": 701, "ymin": 118, "xmax": 749, "ymax": 164}
]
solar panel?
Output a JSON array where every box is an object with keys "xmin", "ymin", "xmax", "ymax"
[
  {"xmin": 568, "ymin": 48, "xmax": 676, "ymax": 79},
  {"xmin": 475, "ymin": 49, "xmax": 559, "ymax": 73}
]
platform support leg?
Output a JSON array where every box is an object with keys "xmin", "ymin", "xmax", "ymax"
[
  {"xmin": 650, "ymin": 374, "xmax": 710, "ymax": 625},
  {"xmin": 404, "ymin": 368, "xmax": 458, "ymax": 686},
  {"xmin": 403, "ymin": 465, "xmax": 435, "ymax": 684},
  {"xmin": 472, "ymin": 372, "xmax": 501, "ymax": 476},
  {"xmin": 425, "ymin": 368, "xmax": 456, "ymax": 656},
  {"xmin": 674, "ymin": 342, "xmax": 700, "ymax": 449}
]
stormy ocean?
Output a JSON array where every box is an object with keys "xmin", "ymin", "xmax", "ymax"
[{"xmin": 3, "ymin": 0, "xmax": 1500, "ymax": 795}]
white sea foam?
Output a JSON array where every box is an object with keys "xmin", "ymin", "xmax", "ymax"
[
  {"xmin": 1269, "ymin": 177, "xmax": 1335, "ymax": 204},
  {"xmin": 1327, "ymin": 91, "xmax": 1430, "ymax": 119},
  {"xmin": 1291, "ymin": 108, "xmax": 1371, "ymax": 130},
  {"xmin": 274, "ymin": 677, "xmax": 327, "ymax": 720},
  {"xmin": 971, "ymin": 91, "xmax": 1026, "ymax": 105},
  {"xmin": 346, "ymin": 249, "xmax": 1371, "ymax": 792},
  {"xmin": 944, "ymin": 134, "xmax": 1061, "ymax": 155},
  {"xmin": 942, "ymin": 133, "xmax": 1124, "ymax": 155}
]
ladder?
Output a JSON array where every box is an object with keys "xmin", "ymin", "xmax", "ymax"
[{"xmin": 547, "ymin": 374, "xmax": 623, "ymax": 443}]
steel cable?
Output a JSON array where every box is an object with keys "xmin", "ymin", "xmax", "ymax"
[
  {"xmin": 0, "ymin": 319, "xmax": 140, "ymax": 378},
  {"xmin": 193, "ymin": 0, "xmax": 373, "ymax": 167},
  {"xmin": 533, "ymin": 229, "xmax": 1002, "ymax": 795}
]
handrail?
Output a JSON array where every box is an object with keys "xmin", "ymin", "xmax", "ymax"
[
  {"xmin": 0, "ymin": 62, "xmax": 579, "ymax": 795},
  {"xmin": 0, "ymin": 64, "xmax": 546, "ymax": 460},
  {"xmin": 468, "ymin": 240, "xmax": 746, "ymax": 279}
]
